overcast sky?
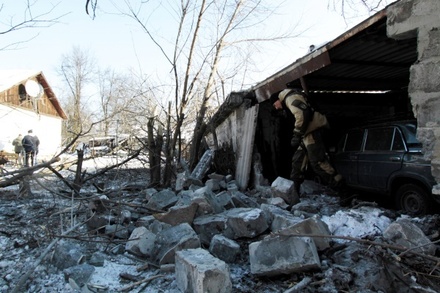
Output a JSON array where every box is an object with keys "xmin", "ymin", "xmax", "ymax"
[{"xmin": 1, "ymin": 0, "xmax": 393, "ymax": 96}]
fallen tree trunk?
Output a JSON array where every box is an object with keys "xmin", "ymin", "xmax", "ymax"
[{"xmin": 0, "ymin": 157, "xmax": 60, "ymax": 188}]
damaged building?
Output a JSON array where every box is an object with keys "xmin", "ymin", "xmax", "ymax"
[{"xmin": 205, "ymin": 0, "xmax": 440, "ymax": 207}]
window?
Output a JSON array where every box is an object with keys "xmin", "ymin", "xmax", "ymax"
[
  {"xmin": 18, "ymin": 84, "xmax": 27, "ymax": 102},
  {"xmin": 392, "ymin": 129, "xmax": 405, "ymax": 151},
  {"xmin": 344, "ymin": 129, "xmax": 364, "ymax": 151},
  {"xmin": 365, "ymin": 127, "xmax": 394, "ymax": 151}
]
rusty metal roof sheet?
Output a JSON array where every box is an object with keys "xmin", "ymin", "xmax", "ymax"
[{"xmin": 253, "ymin": 9, "xmax": 417, "ymax": 102}]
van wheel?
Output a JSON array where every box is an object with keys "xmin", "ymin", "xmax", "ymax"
[{"xmin": 395, "ymin": 184, "xmax": 431, "ymax": 216}]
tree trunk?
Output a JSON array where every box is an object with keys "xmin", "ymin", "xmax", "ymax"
[
  {"xmin": 73, "ymin": 149, "xmax": 84, "ymax": 194},
  {"xmin": 147, "ymin": 117, "xmax": 161, "ymax": 187}
]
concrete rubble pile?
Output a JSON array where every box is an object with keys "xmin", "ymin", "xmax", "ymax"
[{"xmin": 47, "ymin": 170, "xmax": 440, "ymax": 293}]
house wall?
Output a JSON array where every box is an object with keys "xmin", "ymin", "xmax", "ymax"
[
  {"xmin": 0, "ymin": 104, "xmax": 63, "ymax": 159},
  {"xmin": 387, "ymin": 0, "xmax": 440, "ymax": 194}
]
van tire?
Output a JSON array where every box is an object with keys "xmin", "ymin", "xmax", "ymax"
[{"xmin": 395, "ymin": 183, "xmax": 431, "ymax": 216}]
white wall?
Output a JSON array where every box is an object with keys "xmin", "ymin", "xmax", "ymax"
[{"xmin": 0, "ymin": 104, "xmax": 63, "ymax": 159}]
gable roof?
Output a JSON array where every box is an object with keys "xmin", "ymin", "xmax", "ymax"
[{"xmin": 0, "ymin": 70, "xmax": 67, "ymax": 119}]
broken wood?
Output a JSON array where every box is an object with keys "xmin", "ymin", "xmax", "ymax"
[
  {"xmin": 117, "ymin": 274, "xmax": 165, "ymax": 292},
  {"xmin": 0, "ymin": 157, "xmax": 60, "ymax": 188}
]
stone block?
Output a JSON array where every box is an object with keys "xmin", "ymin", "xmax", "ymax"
[
  {"xmin": 193, "ymin": 214, "xmax": 228, "ymax": 245},
  {"xmin": 249, "ymin": 234, "xmax": 320, "ymax": 276},
  {"xmin": 223, "ymin": 208, "xmax": 269, "ymax": 239},
  {"xmin": 383, "ymin": 219, "xmax": 436, "ymax": 255},
  {"xmin": 209, "ymin": 235, "xmax": 240, "ymax": 263},
  {"xmin": 271, "ymin": 177, "xmax": 299, "ymax": 206},
  {"xmin": 175, "ymin": 248, "xmax": 232, "ymax": 293},
  {"xmin": 278, "ymin": 217, "xmax": 332, "ymax": 251},
  {"xmin": 153, "ymin": 202, "xmax": 198, "ymax": 226},
  {"xmin": 145, "ymin": 189, "xmax": 178, "ymax": 211},
  {"xmin": 154, "ymin": 223, "xmax": 201, "ymax": 265}
]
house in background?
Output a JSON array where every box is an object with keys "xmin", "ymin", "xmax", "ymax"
[{"xmin": 0, "ymin": 70, "xmax": 67, "ymax": 159}]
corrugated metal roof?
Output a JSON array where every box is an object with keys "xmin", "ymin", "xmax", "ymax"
[{"xmin": 253, "ymin": 9, "xmax": 417, "ymax": 101}]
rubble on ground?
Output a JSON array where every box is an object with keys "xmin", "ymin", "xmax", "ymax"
[{"xmin": 1, "ymin": 167, "xmax": 440, "ymax": 293}]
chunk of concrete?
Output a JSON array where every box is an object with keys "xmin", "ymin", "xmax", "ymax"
[
  {"xmin": 278, "ymin": 217, "xmax": 332, "ymax": 251},
  {"xmin": 223, "ymin": 208, "xmax": 269, "ymax": 239},
  {"xmin": 145, "ymin": 189, "xmax": 179, "ymax": 211},
  {"xmin": 271, "ymin": 177, "xmax": 299, "ymax": 206},
  {"xmin": 194, "ymin": 186, "xmax": 224, "ymax": 214},
  {"xmin": 153, "ymin": 202, "xmax": 198, "ymax": 226},
  {"xmin": 230, "ymin": 191, "xmax": 260, "ymax": 208},
  {"xmin": 193, "ymin": 214, "xmax": 228, "ymax": 245},
  {"xmin": 215, "ymin": 191, "xmax": 235, "ymax": 210},
  {"xmin": 249, "ymin": 235, "xmax": 320, "ymax": 276},
  {"xmin": 154, "ymin": 223, "xmax": 201, "ymax": 265},
  {"xmin": 175, "ymin": 248, "xmax": 232, "ymax": 293},
  {"xmin": 52, "ymin": 240, "xmax": 86, "ymax": 270},
  {"xmin": 63, "ymin": 264, "xmax": 95, "ymax": 288},
  {"xmin": 383, "ymin": 219, "xmax": 436, "ymax": 255},
  {"xmin": 209, "ymin": 235, "xmax": 240, "ymax": 263},
  {"xmin": 125, "ymin": 226, "xmax": 157, "ymax": 258}
]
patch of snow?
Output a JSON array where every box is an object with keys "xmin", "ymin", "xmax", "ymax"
[{"xmin": 321, "ymin": 206, "xmax": 392, "ymax": 242}]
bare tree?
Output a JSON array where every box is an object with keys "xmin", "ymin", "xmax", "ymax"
[
  {"xmin": 59, "ymin": 46, "xmax": 96, "ymax": 146},
  {"xmin": 328, "ymin": 0, "xmax": 394, "ymax": 20},
  {"xmin": 0, "ymin": 1, "xmax": 67, "ymax": 50},
  {"xmin": 97, "ymin": 68, "xmax": 135, "ymax": 136}
]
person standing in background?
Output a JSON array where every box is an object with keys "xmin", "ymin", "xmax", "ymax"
[
  {"xmin": 12, "ymin": 134, "xmax": 24, "ymax": 166},
  {"xmin": 22, "ymin": 130, "xmax": 39, "ymax": 167}
]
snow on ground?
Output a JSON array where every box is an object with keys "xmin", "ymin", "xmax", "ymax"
[
  {"xmin": 321, "ymin": 207, "xmax": 393, "ymax": 243},
  {"xmin": 2, "ymin": 154, "xmax": 439, "ymax": 292}
]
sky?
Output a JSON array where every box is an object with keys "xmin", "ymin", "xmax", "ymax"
[{"xmin": 0, "ymin": 0, "xmax": 394, "ymax": 99}]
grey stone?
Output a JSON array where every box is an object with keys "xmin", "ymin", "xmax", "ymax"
[
  {"xmin": 193, "ymin": 214, "xmax": 229, "ymax": 245},
  {"xmin": 383, "ymin": 219, "xmax": 436, "ymax": 255},
  {"xmin": 278, "ymin": 217, "xmax": 332, "ymax": 251},
  {"xmin": 205, "ymin": 179, "xmax": 221, "ymax": 192},
  {"xmin": 105, "ymin": 224, "xmax": 129, "ymax": 239},
  {"xmin": 89, "ymin": 252, "xmax": 105, "ymax": 267},
  {"xmin": 52, "ymin": 240, "xmax": 85, "ymax": 270},
  {"xmin": 63, "ymin": 264, "xmax": 95, "ymax": 288},
  {"xmin": 154, "ymin": 223, "xmax": 201, "ymax": 265},
  {"xmin": 145, "ymin": 189, "xmax": 178, "ymax": 211},
  {"xmin": 223, "ymin": 208, "xmax": 269, "ymax": 239},
  {"xmin": 271, "ymin": 177, "xmax": 299, "ymax": 206},
  {"xmin": 215, "ymin": 191, "xmax": 235, "ymax": 210},
  {"xmin": 126, "ymin": 226, "xmax": 156, "ymax": 258},
  {"xmin": 230, "ymin": 191, "xmax": 259, "ymax": 208},
  {"xmin": 175, "ymin": 248, "xmax": 232, "ymax": 293},
  {"xmin": 249, "ymin": 235, "xmax": 320, "ymax": 276},
  {"xmin": 209, "ymin": 235, "xmax": 240, "ymax": 263},
  {"xmin": 194, "ymin": 186, "xmax": 224, "ymax": 214},
  {"xmin": 153, "ymin": 202, "xmax": 198, "ymax": 226}
]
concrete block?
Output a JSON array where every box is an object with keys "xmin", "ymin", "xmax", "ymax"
[
  {"xmin": 249, "ymin": 235, "xmax": 320, "ymax": 276},
  {"xmin": 209, "ymin": 235, "xmax": 240, "ymax": 263},
  {"xmin": 271, "ymin": 176, "xmax": 299, "ymax": 206},
  {"xmin": 278, "ymin": 217, "xmax": 332, "ymax": 251},
  {"xmin": 175, "ymin": 248, "xmax": 232, "ymax": 293},
  {"xmin": 383, "ymin": 219, "xmax": 436, "ymax": 255}
]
